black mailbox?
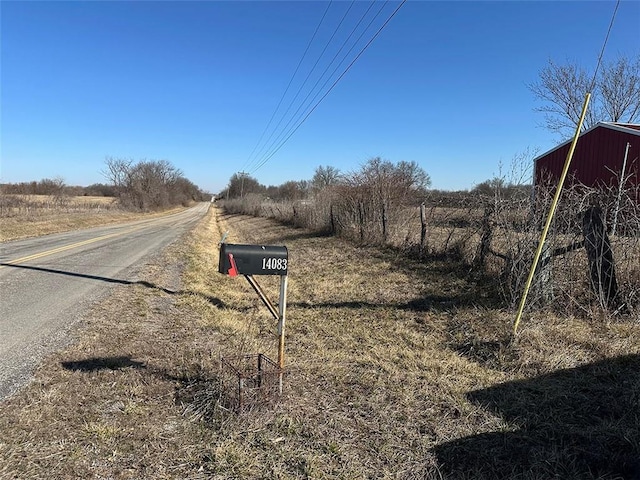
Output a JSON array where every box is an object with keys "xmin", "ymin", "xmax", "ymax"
[{"xmin": 219, "ymin": 243, "xmax": 288, "ymax": 276}]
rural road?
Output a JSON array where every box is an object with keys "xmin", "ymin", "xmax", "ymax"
[{"xmin": 0, "ymin": 203, "xmax": 209, "ymax": 401}]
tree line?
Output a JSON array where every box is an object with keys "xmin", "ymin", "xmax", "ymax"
[
  {"xmin": 2, "ymin": 158, "xmax": 209, "ymax": 212},
  {"xmin": 219, "ymin": 165, "xmax": 340, "ymax": 201},
  {"xmin": 1, "ymin": 178, "xmax": 118, "ymax": 197},
  {"xmin": 220, "ymin": 160, "xmax": 431, "ymax": 203}
]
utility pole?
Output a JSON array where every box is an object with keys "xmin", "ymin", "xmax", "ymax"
[{"xmin": 240, "ymin": 171, "xmax": 246, "ymax": 199}]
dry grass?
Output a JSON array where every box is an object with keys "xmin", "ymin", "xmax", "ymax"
[
  {"xmin": 4, "ymin": 194, "xmax": 117, "ymax": 206},
  {"xmin": 0, "ymin": 194, "xmax": 185, "ymax": 241},
  {"xmin": 251, "ymin": 196, "xmax": 640, "ymax": 317},
  {"xmin": 0, "ymin": 206, "xmax": 638, "ymax": 479}
]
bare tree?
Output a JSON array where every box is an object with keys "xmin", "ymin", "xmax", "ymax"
[
  {"xmin": 360, "ymin": 158, "xmax": 430, "ymax": 206},
  {"xmin": 528, "ymin": 54, "xmax": 640, "ymax": 138},
  {"xmin": 102, "ymin": 157, "xmax": 204, "ymax": 211},
  {"xmin": 311, "ymin": 165, "xmax": 342, "ymax": 190},
  {"xmin": 336, "ymin": 158, "xmax": 431, "ymax": 242},
  {"xmin": 599, "ymin": 56, "xmax": 640, "ymax": 123},
  {"xmin": 36, "ymin": 177, "xmax": 66, "ymax": 196},
  {"xmin": 102, "ymin": 157, "xmax": 133, "ymax": 192},
  {"xmin": 225, "ymin": 173, "xmax": 264, "ymax": 200},
  {"xmin": 394, "ymin": 160, "xmax": 432, "ymax": 200},
  {"xmin": 275, "ymin": 180, "xmax": 308, "ymax": 201}
]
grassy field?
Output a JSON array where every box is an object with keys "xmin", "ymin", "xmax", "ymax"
[
  {"xmin": 0, "ymin": 194, "xmax": 183, "ymax": 241},
  {"xmin": 0, "ymin": 206, "xmax": 638, "ymax": 479}
]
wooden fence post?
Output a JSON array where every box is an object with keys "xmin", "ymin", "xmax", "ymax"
[
  {"xmin": 582, "ymin": 206, "xmax": 618, "ymax": 308},
  {"xmin": 477, "ymin": 205, "xmax": 493, "ymax": 267},
  {"xmin": 420, "ymin": 203, "xmax": 427, "ymax": 254},
  {"xmin": 381, "ymin": 200, "xmax": 388, "ymax": 243},
  {"xmin": 329, "ymin": 204, "xmax": 336, "ymax": 234},
  {"xmin": 358, "ymin": 201, "xmax": 365, "ymax": 242},
  {"xmin": 536, "ymin": 241, "xmax": 554, "ymax": 304}
]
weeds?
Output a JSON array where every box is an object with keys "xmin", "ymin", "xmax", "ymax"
[
  {"xmin": 0, "ymin": 194, "xmax": 188, "ymax": 241},
  {"xmin": 221, "ymin": 179, "xmax": 640, "ymax": 321},
  {"xmin": 0, "ymin": 206, "xmax": 638, "ymax": 479}
]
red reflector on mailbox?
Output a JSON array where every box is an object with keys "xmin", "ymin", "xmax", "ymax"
[{"xmin": 219, "ymin": 243, "xmax": 288, "ymax": 276}]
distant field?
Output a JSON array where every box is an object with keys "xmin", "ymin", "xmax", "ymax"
[
  {"xmin": 0, "ymin": 194, "xmax": 157, "ymax": 241},
  {"xmin": 3, "ymin": 194, "xmax": 117, "ymax": 206}
]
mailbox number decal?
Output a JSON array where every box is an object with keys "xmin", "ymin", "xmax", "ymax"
[{"xmin": 262, "ymin": 257, "xmax": 287, "ymax": 271}]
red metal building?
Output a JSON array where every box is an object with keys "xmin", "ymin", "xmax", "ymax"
[{"xmin": 534, "ymin": 122, "xmax": 640, "ymax": 194}]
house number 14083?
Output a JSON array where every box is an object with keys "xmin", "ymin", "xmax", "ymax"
[{"xmin": 262, "ymin": 257, "xmax": 287, "ymax": 270}]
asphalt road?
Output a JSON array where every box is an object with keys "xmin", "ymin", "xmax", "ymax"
[{"xmin": 0, "ymin": 203, "xmax": 209, "ymax": 401}]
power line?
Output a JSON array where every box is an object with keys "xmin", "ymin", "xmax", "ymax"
[
  {"xmin": 589, "ymin": 0, "xmax": 620, "ymax": 92},
  {"xmin": 251, "ymin": 1, "xmax": 382, "ymax": 172},
  {"xmin": 245, "ymin": 1, "xmax": 359, "ymax": 173},
  {"xmin": 242, "ymin": 1, "xmax": 333, "ymax": 173},
  {"xmin": 250, "ymin": 0, "xmax": 407, "ymax": 174}
]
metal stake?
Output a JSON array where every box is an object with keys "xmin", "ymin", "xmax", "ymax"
[
  {"xmin": 243, "ymin": 273, "xmax": 289, "ymax": 394},
  {"xmin": 277, "ymin": 274, "xmax": 288, "ymax": 394}
]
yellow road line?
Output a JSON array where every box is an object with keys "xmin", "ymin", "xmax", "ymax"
[{"xmin": 1, "ymin": 225, "xmax": 145, "ymax": 268}]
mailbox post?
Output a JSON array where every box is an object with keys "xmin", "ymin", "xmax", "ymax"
[{"xmin": 219, "ymin": 242, "xmax": 288, "ymax": 394}]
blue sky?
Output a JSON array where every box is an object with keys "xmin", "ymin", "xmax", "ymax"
[{"xmin": 1, "ymin": 1, "xmax": 639, "ymax": 194}]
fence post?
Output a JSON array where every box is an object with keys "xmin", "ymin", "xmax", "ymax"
[
  {"xmin": 420, "ymin": 203, "xmax": 427, "ymax": 254},
  {"xmin": 330, "ymin": 204, "xmax": 336, "ymax": 234},
  {"xmin": 358, "ymin": 201, "xmax": 365, "ymax": 242},
  {"xmin": 381, "ymin": 200, "xmax": 388, "ymax": 243},
  {"xmin": 536, "ymin": 241, "xmax": 554, "ymax": 304},
  {"xmin": 477, "ymin": 204, "xmax": 493, "ymax": 267},
  {"xmin": 582, "ymin": 206, "xmax": 618, "ymax": 308}
]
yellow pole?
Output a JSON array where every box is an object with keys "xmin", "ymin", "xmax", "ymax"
[{"xmin": 513, "ymin": 93, "xmax": 591, "ymax": 335}]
